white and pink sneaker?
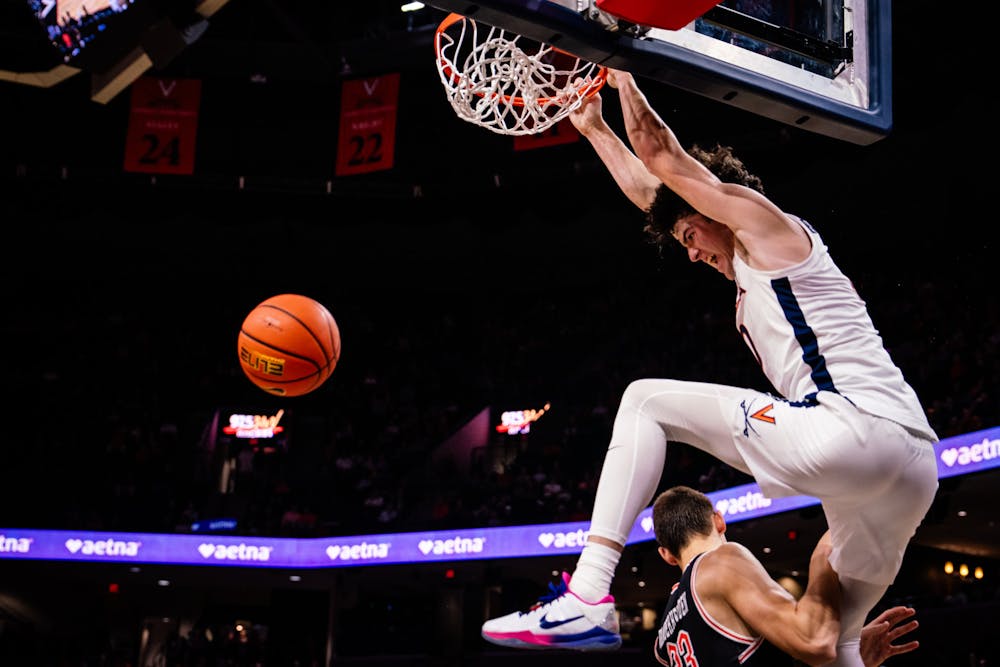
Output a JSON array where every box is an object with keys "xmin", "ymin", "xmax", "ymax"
[{"xmin": 481, "ymin": 572, "xmax": 621, "ymax": 651}]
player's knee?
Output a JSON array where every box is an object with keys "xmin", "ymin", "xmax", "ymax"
[{"xmin": 620, "ymin": 378, "xmax": 670, "ymax": 410}]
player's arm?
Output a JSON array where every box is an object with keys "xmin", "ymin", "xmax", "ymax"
[
  {"xmin": 568, "ymin": 87, "xmax": 662, "ymax": 211},
  {"xmin": 607, "ymin": 69, "xmax": 788, "ymax": 238},
  {"xmin": 705, "ymin": 537, "xmax": 841, "ymax": 666}
]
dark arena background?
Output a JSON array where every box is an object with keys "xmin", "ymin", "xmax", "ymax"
[{"xmin": 1, "ymin": 1, "xmax": 997, "ymax": 665}]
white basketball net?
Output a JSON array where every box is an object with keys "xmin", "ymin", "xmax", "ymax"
[{"xmin": 435, "ymin": 13, "xmax": 606, "ymax": 136}]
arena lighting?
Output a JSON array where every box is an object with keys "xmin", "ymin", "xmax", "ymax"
[
  {"xmin": 1, "ymin": 426, "xmax": 998, "ymax": 569},
  {"xmin": 945, "ymin": 561, "xmax": 955, "ymax": 574}
]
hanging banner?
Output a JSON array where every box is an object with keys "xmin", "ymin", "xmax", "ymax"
[
  {"xmin": 123, "ymin": 77, "xmax": 202, "ymax": 175},
  {"xmin": 335, "ymin": 73, "xmax": 400, "ymax": 176},
  {"xmin": 513, "ymin": 118, "xmax": 580, "ymax": 151}
]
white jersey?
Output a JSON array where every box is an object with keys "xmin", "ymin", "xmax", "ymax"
[{"xmin": 732, "ymin": 216, "xmax": 937, "ymax": 442}]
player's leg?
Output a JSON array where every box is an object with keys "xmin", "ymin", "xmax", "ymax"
[
  {"xmin": 819, "ymin": 413, "xmax": 938, "ymax": 666},
  {"xmin": 828, "ymin": 577, "xmax": 889, "ymax": 667},
  {"xmin": 825, "ymin": 582, "xmax": 917, "ymax": 666},
  {"xmin": 816, "ymin": 406, "xmax": 939, "ymax": 586},
  {"xmin": 593, "ymin": 378, "xmax": 757, "ymax": 538},
  {"xmin": 481, "ymin": 378, "xmax": 760, "ymax": 651},
  {"xmin": 727, "ymin": 390, "xmax": 939, "ymax": 664}
]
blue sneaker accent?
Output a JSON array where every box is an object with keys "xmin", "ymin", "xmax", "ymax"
[{"xmin": 539, "ymin": 614, "xmax": 585, "ymax": 629}]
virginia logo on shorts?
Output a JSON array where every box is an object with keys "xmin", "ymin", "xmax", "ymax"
[
  {"xmin": 740, "ymin": 399, "xmax": 776, "ymax": 437},
  {"xmin": 750, "ymin": 404, "xmax": 775, "ymax": 424}
]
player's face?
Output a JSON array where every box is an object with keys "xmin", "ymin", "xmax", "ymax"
[{"xmin": 672, "ymin": 213, "xmax": 736, "ymax": 280}]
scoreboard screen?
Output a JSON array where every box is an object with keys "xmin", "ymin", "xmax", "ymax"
[{"xmin": 27, "ymin": 0, "xmax": 161, "ymax": 70}]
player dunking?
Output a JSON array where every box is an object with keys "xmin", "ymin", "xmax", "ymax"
[{"xmin": 481, "ymin": 70, "xmax": 939, "ymax": 666}]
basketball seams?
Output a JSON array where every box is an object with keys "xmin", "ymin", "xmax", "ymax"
[
  {"xmin": 255, "ymin": 303, "xmax": 332, "ymax": 365},
  {"xmin": 322, "ymin": 317, "xmax": 341, "ymax": 366}
]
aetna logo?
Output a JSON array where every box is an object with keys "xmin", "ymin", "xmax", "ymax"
[
  {"xmin": 537, "ymin": 530, "xmax": 588, "ymax": 549},
  {"xmin": 939, "ymin": 438, "xmax": 998, "ymax": 467},
  {"xmin": 198, "ymin": 543, "xmax": 273, "ymax": 562},
  {"xmin": 65, "ymin": 538, "xmax": 142, "ymax": 557},
  {"xmin": 326, "ymin": 542, "xmax": 391, "ymax": 561},
  {"xmin": 417, "ymin": 536, "xmax": 485, "ymax": 556},
  {"xmin": 0, "ymin": 535, "xmax": 32, "ymax": 553},
  {"xmin": 715, "ymin": 491, "xmax": 772, "ymax": 516}
]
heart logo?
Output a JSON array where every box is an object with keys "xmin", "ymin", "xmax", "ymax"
[
  {"xmin": 641, "ymin": 516, "xmax": 653, "ymax": 533},
  {"xmin": 326, "ymin": 545, "xmax": 341, "ymax": 560},
  {"xmin": 538, "ymin": 533, "xmax": 554, "ymax": 548},
  {"xmin": 940, "ymin": 448, "xmax": 958, "ymax": 467},
  {"xmin": 418, "ymin": 540, "xmax": 433, "ymax": 555},
  {"xmin": 65, "ymin": 539, "xmax": 82, "ymax": 553},
  {"xmin": 715, "ymin": 499, "xmax": 730, "ymax": 515},
  {"xmin": 198, "ymin": 544, "xmax": 215, "ymax": 558}
]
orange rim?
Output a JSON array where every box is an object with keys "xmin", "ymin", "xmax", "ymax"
[{"xmin": 435, "ymin": 12, "xmax": 607, "ymax": 108}]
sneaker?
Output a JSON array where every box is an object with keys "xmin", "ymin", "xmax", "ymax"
[{"xmin": 481, "ymin": 572, "xmax": 622, "ymax": 651}]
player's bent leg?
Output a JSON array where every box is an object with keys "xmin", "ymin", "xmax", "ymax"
[
  {"xmin": 481, "ymin": 378, "xmax": 757, "ymax": 651},
  {"xmin": 588, "ymin": 378, "xmax": 755, "ymax": 544},
  {"xmin": 576, "ymin": 381, "xmax": 763, "ymax": 602}
]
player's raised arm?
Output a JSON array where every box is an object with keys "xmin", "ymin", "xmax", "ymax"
[
  {"xmin": 568, "ymin": 83, "xmax": 662, "ymax": 211},
  {"xmin": 608, "ymin": 69, "xmax": 788, "ymax": 240}
]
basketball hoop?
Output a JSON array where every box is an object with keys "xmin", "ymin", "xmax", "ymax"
[{"xmin": 434, "ymin": 12, "xmax": 607, "ymax": 136}]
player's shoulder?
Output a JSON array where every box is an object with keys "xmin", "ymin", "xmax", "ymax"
[
  {"xmin": 703, "ymin": 541, "xmax": 757, "ymax": 565},
  {"xmin": 696, "ymin": 543, "xmax": 760, "ymax": 586}
]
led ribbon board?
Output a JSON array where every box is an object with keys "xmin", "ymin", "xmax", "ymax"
[{"xmin": 2, "ymin": 426, "xmax": 996, "ymax": 567}]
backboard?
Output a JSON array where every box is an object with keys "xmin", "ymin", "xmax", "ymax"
[{"xmin": 423, "ymin": 0, "xmax": 891, "ymax": 145}]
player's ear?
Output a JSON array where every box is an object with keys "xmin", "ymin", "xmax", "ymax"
[
  {"xmin": 658, "ymin": 546, "xmax": 680, "ymax": 567},
  {"xmin": 713, "ymin": 511, "xmax": 726, "ymax": 535}
]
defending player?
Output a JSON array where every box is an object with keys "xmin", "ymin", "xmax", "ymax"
[{"xmin": 485, "ymin": 487, "xmax": 921, "ymax": 666}]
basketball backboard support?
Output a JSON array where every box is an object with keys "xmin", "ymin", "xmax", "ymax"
[{"xmin": 424, "ymin": 0, "xmax": 891, "ymax": 145}]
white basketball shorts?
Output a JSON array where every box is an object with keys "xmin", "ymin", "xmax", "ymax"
[{"xmin": 595, "ymin": 379, "xmax": 939, "ymax": 586}]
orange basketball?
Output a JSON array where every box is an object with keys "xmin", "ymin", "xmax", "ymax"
[{"xmin": 237, "ymin": 294, "xmax": 341, "ymax": 397}]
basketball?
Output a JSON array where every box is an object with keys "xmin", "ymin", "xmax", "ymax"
[{"xmin": 237, "ymin": 294, "xmax": 341, "ymax": 397}]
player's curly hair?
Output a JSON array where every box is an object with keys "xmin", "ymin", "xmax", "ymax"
[{"xmin": 642, "ymin": 144, "xmax": 765, "ymax": 252}]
